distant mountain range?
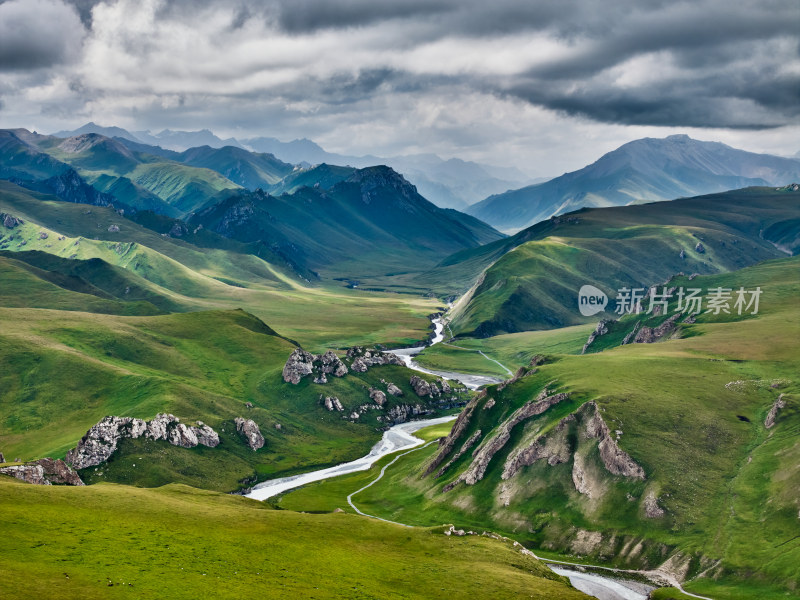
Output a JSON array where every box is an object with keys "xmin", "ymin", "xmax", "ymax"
[
  {"xmin": 468, "ymin": 135, "xmax": 800, "ymax": 232},
  {"xmin": 1, "ymin": 128, "xmax": 503, "ymax": 280},
  {"xmin": 51, "ymin": 123, "xmax": 537, "ymax": 210}
]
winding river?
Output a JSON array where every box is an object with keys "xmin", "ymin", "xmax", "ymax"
[
  {"xmin": 246, "ymin": 317, "xmax": 657, "ymax": 600},
  {"xmin": 390, "ymin": 318, "xmax": 505, "ymax": 390},
  {"xmin": 246, "ymin": 415, "xmax": 456, "ymax": 501}
]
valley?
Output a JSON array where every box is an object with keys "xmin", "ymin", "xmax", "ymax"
[{"xmin": 1, "ymin": 123, "xmax": 798, "ymax": 600}]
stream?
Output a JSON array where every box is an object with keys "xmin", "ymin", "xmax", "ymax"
[
  {"xmin": 245, "ymin": 415, "xmax": 456, "ymax": 501},
  {"xmin": 390, "ymin": 317, "xmax": 505, "ymax": 390},
  {"xmin": 247, "ymin": 317, "xmax": 654, "ymax": 600}
]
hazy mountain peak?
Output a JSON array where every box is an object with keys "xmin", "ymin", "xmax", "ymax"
[
  {"xmin": 469, "ymin": 135, "xmax": 800, "ymax": 232},
  {"xmin": 57, "ymin": 133, "xmax": 135, "ymax": 159},
  {"xmin": 52, "ymin": 122, "xmax": 141, "ymax": 143}
]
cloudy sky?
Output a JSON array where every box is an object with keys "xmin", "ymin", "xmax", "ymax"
[{"xmin": 1, "ymin": 0, "xmax": 798, "ymax": 176}]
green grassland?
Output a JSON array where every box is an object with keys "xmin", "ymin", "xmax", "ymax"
[
  {"xmin": 0, "ymin": 478, "xmax": 589, "ymax": 600},
  {"xmin": 0, "ymin": 304, "xmax": 463, "ymax": 490},
  {"xmin": 415, "ymin": 325, "xmax": 593, "ymax": 375},
  {"xmin": 0, "ymin": 181, "xmax": 443, "ymax": 350},
  {"xmin": 435, "ymin": 187, "xmax": 800, "ymax": 336},
  {"xmin": 279, "ymin": 257, "xmax": 800, "ymax": 599}
]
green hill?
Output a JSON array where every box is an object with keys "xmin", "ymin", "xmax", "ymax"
[
  {"xmin": 443, "ymin": 186, "xmax": 799, "ymax": 336},
  {"xmin": 267, "ymin": 163, "xmax": 356, "ymax": 195},
  {"xmin": 24, "ymin": 132, "xmax": 242, "ymax": 216},
  {"xmin": 278, "ymin": 256, "xmax": 800, "ymax": 599},
  {"xmin": 0, "ymin": 479, "xmax": 587, "ymax": 600},
  {"xmin": 190, "ymin": 165, "xmax": 505, "ymax": 279},
  {"xmin": 178, "ymin": 145, "xmax": 294, "ymax": 190}
]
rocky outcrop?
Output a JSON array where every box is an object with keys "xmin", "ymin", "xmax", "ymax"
[
  {"xmin": 584, "ymin": 402, "xmax": 645, "ymax": 479},
  {"xmin": 1, "ymin": 213, "xmax": 23, "ymax": 229},
  {"xmin": 582, "ymin": 319, "xmax": 614, "ymax": 354},
  {"xmin": 346, "ymin": 347, "xmax": 404, "ymax": 373},
  {"xmin": 409, "ymin": 375, "xmax": 443, "ymax": 398},
  {"xmin": 446, "ymin": 390, "xmax": 570, "ymax": 490},
  {"xmin": 484, "ymin": 398, "xmax": 496, "ymax": 410},
  {"xmin": 282, "ymin": 348, "xmax": 350, "ymax": 384},
  {"xmin": 571, "ymin": 453, "xmax": 593, "ymax": 498},
  {"xmin": 319, "ymin": 351, "xmax": 348, "ymax": 377},
  {"xmin": 437, "ymin": 430, "xmax": 481, "ymax": 478},
  {"xmin": 66, "ymin": 414, "xmax": 220, "ymax": 470},
  {"xmin": 0, "ymin": 458, "xmax": 84, "ymax": 486},
  {"xmin": 621, "ymin": 321, "xmax": 641, "ymax": 345},
  {"xmin": 386, "ymin": 382, "xmax": 403, "ymax": 397},
  {"xmin": 382, "ymin": 403, "xmax": 433, "ymax": 424},
  {"xmin": 369, "ymin": 388, "xmax": 387, "ymax": 406},
  {"xmin": 0, "ymin": 452, "xmax": 4, "ymax": 463},
  {"xmin": 644, "ymin": 491, "xmax": 665, "ymax": 518},
  {"xmin": 193, "ymin": 422, "xmax": 219, "ymax": 447},
  {"xmin": 695, "ymin": 242, "xmax": 705, "ymax": 254},
  {"xmin": 235, "ymin": 418, "xmax": 265, "ymax": 451},
  {"xmin": 502, "ymin": 414, "xmax": 574, "ymax": 479},
  {"xmin": 424, "ymin": 395, "xmax": 481, "ymax": 476},
  {"xmin": 765, "ymin": 394, "xmax": 786, "ymax": 429},
  {"xmin": 634, "ymin": 313, "xmax": 680, "ymax": 344},
  {"xmin": 321, "ymin": 395, "xmax": 344, "ymax": 411},
  {"xmin": 282, "ymin": 348, "xmax": 316, "ymax": 384}
]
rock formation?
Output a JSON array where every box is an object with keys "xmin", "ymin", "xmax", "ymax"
[
  {"xmin": 437, "ymin": 430, "xmax": 482, "ymax": 478},
  {"xmin": 410, "ymin": 375, "xmax": 441, "ymax": 397},
  {"xmin": 502, "ymin": 414, "xmax": 575, "ymax": 479},
  {"xmin": 66, "ymin": 414, "xmax": 220, "ymax": 470},
  {"xmin": 425, "ymin": 395, "xmax": 481, "ymax": 476},
  {"xmin": 445, "ymin": 390, "xmax": 570, "ymax": 490},
  {"xmin": 583, "ymin": 402, "xmax": 645, "ymax": 479},
  {"xmin": 345, "ymin": 347, "xmax": 404, "ymax": 372},
  {"xmin": 634, "ymin": 313, "xmax": 680, "ymax": 344},
  {"xmin": 369, "ymin": 388, "xmax": 387, "ymax": 406},
  {"xmin": 644, "ymin": 491, "xmax": 665, "ymax": 518},
  {"xmin": 582, "ymin": 319, "xmax": 614, "ymax": 354},
  {"xmin": 235, "ymin": 418, "xmax": 265, "ymax": 451},
  {"xmin": 0, "ymin": 458, "xmax": 84, "ymax": 486},
  {"xmin": 282, "ymin": 348, "xmax": 316, "ymax": 384},
  {"xmin": 386, "ymin": 382, "xmax": 403, "ymax": 396},
  {"xmin": 282, "ymin": 348, "xmax": 349, "ymax": 384},
  {"xmin": 382, "ymin": 403, "xmax": 433, "ymax": 424},
  {"xmin": 765, "ymin": 394, "xmax": 786, "ymax": 429},
  {"xmin": 322, "ymin": 395, "xmax": 344, "ymax": 411},
  {"xmin": 1, "ymin": 213, "xmax": 23, "ymax": 229}
]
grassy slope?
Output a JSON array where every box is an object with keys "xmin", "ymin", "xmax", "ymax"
[
  {"xmin": 415, "ymin": 325, "xmax": 593, "ymax": 375},
  {"xmin": 190, "ymin": 168, "xmax": 504, "ymax": 281},
  {"xmin": 0, "ymin": 180, "xmax": 442, "ymax": 350},
  {"xmin": 178, "ymin": 145, "xmax": 295, "ymax": 189},
  {"xmin": 34, "ymin": 134, "xmax": 242, "ymax": 216},
  {"xmin": 437, "ymin": 187, "xmax": 799, "ymax": 336},
  {"xmin": 0, "ymin": 304, "xmax": 461, "ymax": 490},
  {"xmin": 279, "ymin": 257, "xmax": 800, "ymax": 599},
  {"xmin": 0, "ymin": 479, "xmax": 588, "ymax": 600}
]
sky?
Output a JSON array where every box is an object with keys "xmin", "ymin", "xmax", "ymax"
[{"xmin": 0, "ymin": 0, "xmax": 798, "ymax": 177}]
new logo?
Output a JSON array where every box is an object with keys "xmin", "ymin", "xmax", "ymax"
[{"xmin": 578, "ymin": 285, "xmax": 608, "ymax": 316}]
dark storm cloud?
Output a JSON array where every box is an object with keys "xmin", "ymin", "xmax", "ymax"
[
  {"xmin": 273, "ymin": 0, "xmax": 453, "ymax": 33},
  {"xmin": 187, "ymin": 0, "xmax": 799, "ymax": 130},
  {"xmin": 0, "ymin": 0, "xmax": 86, "ymax": 71}
]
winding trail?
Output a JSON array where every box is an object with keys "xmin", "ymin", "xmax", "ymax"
[
  {"xmin": 346, "ymin": 440, "xmax": 438, "ymax": 527},
  {"xmin": 441, "ymin": 342, "xmax": 514, "ymax": 376},
  {"xmin": 346, "ymin": 435, "xmax": 713, "ymax": 600}
]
